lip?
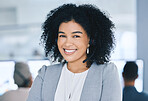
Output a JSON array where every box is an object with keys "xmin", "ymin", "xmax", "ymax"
[{"xmin": 63, "ymin": 48, "xmax": 77, "ymax": 55}]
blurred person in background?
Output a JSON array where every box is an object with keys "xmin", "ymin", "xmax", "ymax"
[
  {"xmin": 122, "ymin": 61, "xmax": 148, "ymax": 101},
  {"xmin": 0, "ymin": 62, "xmax": 33, "ymax": 101}
]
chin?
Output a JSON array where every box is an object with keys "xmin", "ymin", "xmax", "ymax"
[
  {"xmin": 64, "ymin": 58, "xmax": 74, "ymax": 63},
  {"xmin": 63, "ymin": 57, "xmax": 77, "ymax": 63}
]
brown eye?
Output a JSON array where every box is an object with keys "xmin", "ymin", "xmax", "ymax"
[
  {"xmin": 73, "ymin": 35, "xmax": 80, "ymax": 38},
  {"xmin": 59, "ymin": 35, "xmax": 66, "ymax": 37}
]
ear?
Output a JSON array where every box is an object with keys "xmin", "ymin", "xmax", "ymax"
[{"xmin": 27, "ymin": 77, "xmax": 33, "ymax": 87}]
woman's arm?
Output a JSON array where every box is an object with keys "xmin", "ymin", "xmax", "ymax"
[
  {"xmin": 27, "ymin": 65, "xmax": 47, "ymax": 101},
  {"xmin": 100, "ymin": 63, "xmax": 122, "ymax": 101}
]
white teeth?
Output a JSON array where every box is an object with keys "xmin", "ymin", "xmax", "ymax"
[{"xmin": 65, "ymin": 49, "xmax": 76, "ymax": 52}]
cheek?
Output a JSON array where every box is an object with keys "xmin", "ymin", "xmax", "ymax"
[
  {"xmin": 75, "ymin": 41, "xmax": 88, "ymax": 50},
  {"xmin": 58, "ymin": 38, "xmax": 65, "ymax": 44},
  {"xmin": 77, "ymin": 39, "xmax": 89, "ymax": 47},
  {"xmin": 57, "ymin": 39, "xmax": 65, "ymax": 52}
]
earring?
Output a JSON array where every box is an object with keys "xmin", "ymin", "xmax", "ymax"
[
  {"xmin": 87, "ymin": 48, "xmax": 89, "ymax": 54},
  {"xmin": 87, "ymin": 44, "xmax": 90, "ymax": 54}
]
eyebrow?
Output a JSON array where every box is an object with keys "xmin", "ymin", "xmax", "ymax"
[
  {"xmin": 58, "ymin": 31, "xmax": 83, "ymax": 34},
  {"xmin": 58, "ymin": 31, "xmax": 65, "ymax": 34}
]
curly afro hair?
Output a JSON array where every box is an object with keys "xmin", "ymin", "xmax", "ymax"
[{"xmin": 41, "ymin": 3, "xmax": 115, "ymax": 64}]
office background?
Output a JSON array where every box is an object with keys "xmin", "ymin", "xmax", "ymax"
[{"xmin": 0, "ymin": 0, "xmax": 148, "ymax": 93}]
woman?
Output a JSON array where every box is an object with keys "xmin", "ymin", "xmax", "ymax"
[{"xmin": 27, "ymin": 4, "xmax": 121, "ymax": 101}]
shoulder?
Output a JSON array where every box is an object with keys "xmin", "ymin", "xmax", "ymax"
[
  {"xmin": 139, "ymin": 92, "xmax": 148, "ymax": 100},
  {"xmin": 38, "ymin": 63, "xmax": 62, "ymax": 73},
  {"xmin": 37, "ymin": 63, "xmax": 63, "ymax": 79},
  {"xmin": 93, "ymin": 62, "xmax": 117, "ymax": 72},
  {"xmin": 1, "ymin": 90, "xmax": 13, "ymax": 96},
  {"xmin": 95, "ymin": 62, "xmax": 119, "ymax": 80},
  {"xmin": 0, "ymin": 90, "xmax": 16, "ymax": 100},
  {"xmin": 47, "ymin": 63, "xmax": 63, "ymax": 69},
  {"xmin": 102, "ymin": 62, "xmax": 118, "ymax": 77},
  {"xmin": 103, "ymin": 62, "xmax": 117, "ymax": 72},
  {"xmin": 91, "ymin": 62, "xmax": 119, "ymax": 79}
]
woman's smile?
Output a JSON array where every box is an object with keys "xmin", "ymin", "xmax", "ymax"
[{"xmin": 64, "ymin": 49, "xmax": 77, "ymax": 55}]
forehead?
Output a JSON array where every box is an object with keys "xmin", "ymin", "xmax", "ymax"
[{"xmin": 58, "ymin": 20, "xmax": 86, "ymax": 32}]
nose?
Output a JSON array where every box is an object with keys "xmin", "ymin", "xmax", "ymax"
[{"xmin": 64, "ymin": 37, "xmax": 73, "ymax": 47}]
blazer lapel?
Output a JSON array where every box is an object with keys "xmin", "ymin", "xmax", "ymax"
[
  {"xmin": 80, "ymin": 63, "xmax": 103, "ymax": 101},
  {"xmin": 42, "ymin": 64, "xmax": 63, "ymax": 101}
]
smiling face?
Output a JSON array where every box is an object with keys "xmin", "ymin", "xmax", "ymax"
[{"xmin": 57, "ymin": 20, "xmax": 90, "ymax": 64}]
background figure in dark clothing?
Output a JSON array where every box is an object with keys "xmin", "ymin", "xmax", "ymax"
[{"xmin": 122, "ymin": 61, "xmax": 148, "ymax": 101}]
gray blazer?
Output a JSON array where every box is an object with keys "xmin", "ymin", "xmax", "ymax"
[{"xmin": 27, "ymin": 62, "xmax": 121, "ymax": 101}]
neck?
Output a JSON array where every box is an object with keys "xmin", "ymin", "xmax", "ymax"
[
  {"xmin": 67, "ymin": 60, "xmax": 89, "ymax": 73},
  {"xmin": 124, "ymin": 80, "xmax": 135, "ymax": 87}
]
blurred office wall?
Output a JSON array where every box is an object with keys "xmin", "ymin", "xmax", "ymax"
[
  {"xmin": 137, "ymin": 0, "xmax": 148, "ymax": 93},
  {"xmin": 0, "ymin": 0, "xmax": 136, "ymax": 61}
]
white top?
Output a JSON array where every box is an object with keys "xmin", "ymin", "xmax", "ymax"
[
  {"xmin": 54, "ymin": 64, "xmax": 89, "ymax": 101},
  {"xmin": 0, "ymin": 88, "xmax": 30, "ymax": 101}
]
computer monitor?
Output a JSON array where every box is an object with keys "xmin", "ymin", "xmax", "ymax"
[
  {"xmin": 112, "ymin": 60, "xmax": 143, "ymax": 92},
  {"xmin": 27, "ymin": 59, "xmax": 51, "ymax": 80},
  {"xmin": 0, "ymin": 60, "xmax": 17, "ymax": 96}
]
